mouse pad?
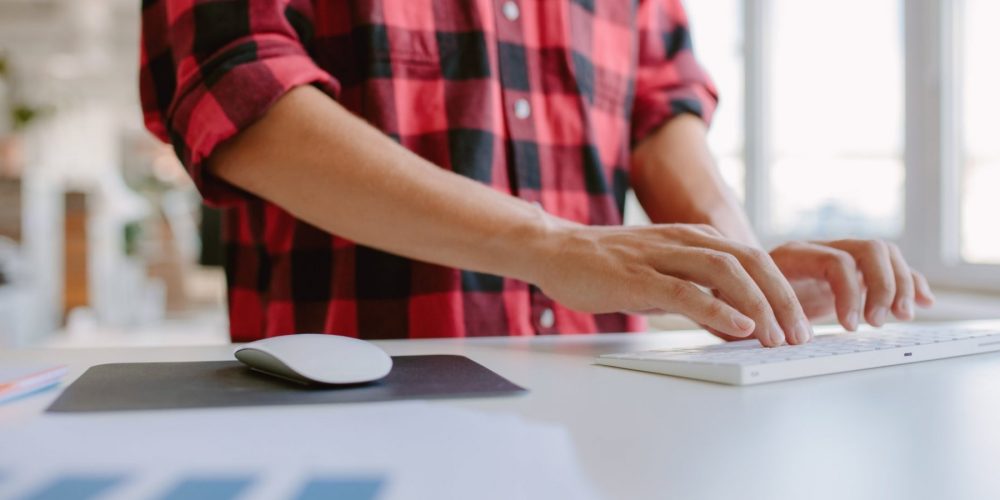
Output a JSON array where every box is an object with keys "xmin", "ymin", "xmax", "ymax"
[{"xmin": 46, "ymin": 355, "xmax": 526, "ymax": 413}]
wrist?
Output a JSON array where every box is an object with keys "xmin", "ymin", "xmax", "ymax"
[{"xmin": 501, "ymin": 204, "xmax": 579, "ymax": 286}]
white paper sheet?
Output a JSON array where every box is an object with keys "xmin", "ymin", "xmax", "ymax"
[{"xmin": 0, "ymin": 402, "xmax": 600, "ymax": 500}]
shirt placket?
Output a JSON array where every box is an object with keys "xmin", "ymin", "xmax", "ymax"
[{"xmin": 492, "ymin": 0, "xmax": 557, "ymax": 335}]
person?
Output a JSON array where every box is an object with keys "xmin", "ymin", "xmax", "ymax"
[{"xmin": 140, "ymin": 0, "xmax": 933, "ymax": 347}]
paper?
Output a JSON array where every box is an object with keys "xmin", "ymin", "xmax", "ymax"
[
  {"xmin": 0, "ymin": 402, "xmax": 600, "ymax": 500},
  {"xmin": 8, "ymin": 474, "xmax": 385, "ymax": 500}
]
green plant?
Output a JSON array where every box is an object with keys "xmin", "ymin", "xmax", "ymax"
[
  {"xmin": 11, "ymin": 104, "xmax": 40, "ymax": 131},
  {"xmin": 0, "ymin": 52, "xmax": 47, "ymax": 131},
  {"xmin": 123, "ymin": 221, "xmax": 143, "ymax": 257}
]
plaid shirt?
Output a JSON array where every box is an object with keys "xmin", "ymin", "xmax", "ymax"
[{"xmin": 140, "ymin": 0, "xmax": 717, "ymax": 341}]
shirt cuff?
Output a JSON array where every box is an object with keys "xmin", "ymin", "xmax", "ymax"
[
  {"xmin": 630, "ymin": 82, "xmax": 718, "ymax": 148},
  {"xmin": 168, "ymin": 37, "xmax": 341, "ymax": 206}
]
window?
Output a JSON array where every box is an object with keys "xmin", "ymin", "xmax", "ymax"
[
  {"xmin": 767, "ymin": 0, "xmax": 904, "ymax": 240},
  {"xmin": 638, "ymin": 1, "xmax": 1000, "ymax": 290},
  {"xmin": 629, "ymin": 0, "xmax": 1000, "ymax": 291},
  {"xmin": 959, "ymin": 0, "xmax": 1000, "ymax": 265}
]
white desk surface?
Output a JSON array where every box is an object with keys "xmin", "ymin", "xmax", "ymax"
[{"xmin": 4, "ymin": 320, "xmax": 1000, "ymax": 500}]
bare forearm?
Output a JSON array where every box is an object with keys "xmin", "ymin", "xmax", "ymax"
[
  {"xmin": 629, "ymin": 114, "xmax": 759, "ymax": 247},
  {"xmin": 209, "ymin": 85, "xmax": 560, "ymax": 282}
]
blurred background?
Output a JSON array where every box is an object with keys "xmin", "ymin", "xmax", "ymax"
[{"xmin": 0, "ymin": 0, "xmax": 997, "ymax": 348}]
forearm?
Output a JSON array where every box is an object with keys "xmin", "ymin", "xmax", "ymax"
[
  {"xmin": 209, "ymin": 85, "xmax": 561, "ymax": 283},
  {"xmin": 629, "ymin": 114, "xmax": 759, "ymax": 247}
]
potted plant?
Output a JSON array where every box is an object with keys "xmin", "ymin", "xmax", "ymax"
[{"xmin": 0, "ymin": 51, "xmax": 46, "ymax": 178}]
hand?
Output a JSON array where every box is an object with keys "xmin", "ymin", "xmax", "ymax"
[
  {"xmin": 769, "ymin": 240, "xmax": 935, "ymax": 331},
  {"xmin": 533, "ymin": 223, "xmax": 814, "ymax": 347}
]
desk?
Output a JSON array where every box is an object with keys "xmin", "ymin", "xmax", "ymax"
[{"xmin": 4, "ymin": 321, "xmax": 1000, "ymax": 500}]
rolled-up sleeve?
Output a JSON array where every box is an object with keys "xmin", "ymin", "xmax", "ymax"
[
  {"xmin": 631, "ymin": 0, "xmax": 719, "ymax": 146},
  {"xmin": 139, "ymin": 0, "xmax": 341, "ymax": 205}
]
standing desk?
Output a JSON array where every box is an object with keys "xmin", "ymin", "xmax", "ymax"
[{"xmin": 3, "ymin": 321, "xmax": 1000, "ymax": 500}]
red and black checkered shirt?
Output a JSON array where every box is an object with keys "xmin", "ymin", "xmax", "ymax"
[{"xmin": 140, "ymin": 0, "xmax": 717, "ymax": 341}]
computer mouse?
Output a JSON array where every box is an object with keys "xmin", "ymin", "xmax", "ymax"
[{"xmin": 233, "ymin": 334, "xmax": 393, "ymax": 385}]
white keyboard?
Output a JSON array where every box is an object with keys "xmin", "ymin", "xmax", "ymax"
[{"xmin": 597, "ymin": 325, "xmax": 1000, "ymax": 385}]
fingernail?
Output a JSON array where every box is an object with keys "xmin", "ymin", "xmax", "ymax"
[
  {"xmin": 793, "ymin": 319, "xmax": 813, "ymax": 344},
  {"xmin": 732, "ymin": 315, "xmax": 755, "ymax": 335},
  {"xmin": 847, "ymin": 310, "xmax": 860, "ymax": 331},
  {"xmin": 872, "ymin": 307, "xmax": 889, "ymax": 326},
  {"xmin": 900, "ymin": 300, "xmax": 913, "ymax": 319},
  {"xmin": 770, "ymin": 319, "xmax": 785, "ymax": 346}
]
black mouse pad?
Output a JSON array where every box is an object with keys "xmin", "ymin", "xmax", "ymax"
[{"xmin": 46, "ymin": 355, "xmax": 526, "ymax": 413}]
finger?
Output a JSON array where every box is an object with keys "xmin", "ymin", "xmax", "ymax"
[
  {"xmin": 825, "ymin": 240, "xmax": 895, "ymax": 327},
  {"xmin": 772, "ymin": 242, "xmax": 862, "ymax": 332},
  {"xmin": 912, "ymin": 270, "xmax": 935, "ymax": 307},
  {"xmin": 682, "ymin": 236, "xmax": 812, "ymax": 346},
  {"xmin": 704, "ymin": 291, "xmax": 766, "ymax": 342},
  {"xmin": 689, "ymin": 224, "xmax": 723, "ymax": 238},
  {"xmin": 626, "ymin": 308, "xmax": 669, "ymax": 315},
  {"xmin": 701, "ymin": 324, "xmax": 751, "ymax": 342},
  {"xmin": 886, "ymin": 244, "xmax": 916, "ymax": 320},
  {"xmin": 652, "ymin": 276, "xmax": 756, "ymax": 339},
  {"xmin": 650, "ymin": 248, "xmax": 783, "ymax": 347}
]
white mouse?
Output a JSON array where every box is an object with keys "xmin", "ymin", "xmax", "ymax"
[{"xmin": 233, "ymin": 334, "xmax": 393, "ymax": 385}]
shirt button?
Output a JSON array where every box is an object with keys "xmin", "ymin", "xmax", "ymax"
[
  {"xmin": 539, "ymin": 308, "xmax": 555, "ymax": 329},
  {"xmin": 502, "ymin": 1, "xmax": 520, "ymax": 21},
  {"xmin": 514, "ymin": 98, "xmax": 531, "ymax": 119}
]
